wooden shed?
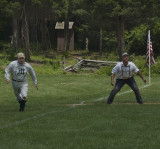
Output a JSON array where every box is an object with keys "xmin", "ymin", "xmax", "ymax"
[{"xmin": 55, "ymin": 22, "xmax": 74, "ymax": 51}]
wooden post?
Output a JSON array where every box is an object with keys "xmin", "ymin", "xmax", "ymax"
[
  {"xmin": 62, "ymin": 56, "xmax": 66, "ymax": 70},
  {"xmin": 99, "ymin": 27, "xmax": 102, "ymax": 56},
  {"xmin": 86, "ymin": 38, "xmax": 88, "ymax": 51}
]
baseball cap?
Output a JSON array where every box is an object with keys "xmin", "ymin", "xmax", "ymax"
[
  {"xmin": 122, "ymin": 52, "xmax": 129, "ymax": 57},
  {"xmin": 17, "ymin": 52, "xmax": 25, "ymax": 59}
]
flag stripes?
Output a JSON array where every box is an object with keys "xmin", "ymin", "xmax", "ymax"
[{"xmin": 146, "ymin": 31, "xmax": 155, "ymax": 66}]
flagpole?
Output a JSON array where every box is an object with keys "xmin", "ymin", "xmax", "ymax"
[{"xmin": 148, "ymin": 30, "xmax": 151, "ymax": 85}]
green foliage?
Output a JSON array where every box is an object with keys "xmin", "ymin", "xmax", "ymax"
[
  {"xmin": 0, "ymin": 1, "xmax": 21, "ymax": 17},
  {"xmin": 125, "ymin": 24, "xmax": 149, "ymax": 55},
  {"xmin": 1, "ymin": 50, "xmax": 160, "ymax": 77},
  {"xmin": 31, "ymin": 0, "xmax": 42, "ymax": 5},
  {"xmin": 96, "ymin": 66, "xmax": 112, "ymax": 75},
  {"xmin": 1, "ymin": 0, "xmax": 160, "ymax": 74},
  {"xmin": 150, "ymin": 63, "xmax": 160, "ymax": 74},
  {"xmin": 30, "ymin": 53, "xmax": 160, "ymax": 76},
  {"xmin": 134, "ymin": 58, "xmax": 148, "ymax": 75},
  {"xmin": 1, "ymin": 0, "xmax": 160, "ymax": 56},
  {"xmin": 30, "ymin": 54, "xmax": 62, "ymax": 74},
  {"xmin": 106, "ymin": 53, "xmax": 119, "ymax": 61},
  {"xmin": 103, "ymin": 31, "xmax": 117, "ymax": 53},
  {"xmin": 111, "ymin": 0, "xmax": 142, "ymax": 17},
  {"xmin": 132, "ymin": 55, "xmax": 160, "ymax": 76},
  {"xmin": 0, "ymin": 42, "xmax": 16, "ymax": 60},
  {"xmin": 152, "ymin": 20, "xmax": 160, "ymax": 54},
  {"xmin": 62, "ymin": 51, "xmax": 71, "ymax": 59}
]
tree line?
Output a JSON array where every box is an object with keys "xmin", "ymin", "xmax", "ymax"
[{"xmin": 0, "ymin": 0, "xmax": 160, "ymax": 61}]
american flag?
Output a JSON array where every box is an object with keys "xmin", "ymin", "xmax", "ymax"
[{"xmin": 146, "ymin": 30, "xmax": 155, "ymax": 67}]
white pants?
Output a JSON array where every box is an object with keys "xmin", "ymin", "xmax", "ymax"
[{"xmin": 12, "ymin": 80, "xmax": 28, "ymax": 101}]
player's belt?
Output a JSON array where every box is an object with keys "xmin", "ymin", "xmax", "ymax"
[
  {"xmin": 122, "ymin": 76, "xmax": 133, "ymax": 80},
  {"xmin": 122, "ymin": 77, "xmax": 129, "ymax": 80},
  {"xmin": 12, "ymin": 79, "xmax": 24, "ymax": 82}
]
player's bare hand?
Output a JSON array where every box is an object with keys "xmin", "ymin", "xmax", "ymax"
[
  {"xmin": 142, "ymin": 78, "xmax": 146, "ymax": 83},
  {"xmin": 111, "ymin": 80, "xmax": 114, "ymax": 86},
  {"xmin": 34, "ymin": 84, "xmax": 38, "ymax": 90},
  {"xmin": 6, "ymin": 79, "xmax": 10, "ymax": 84}
]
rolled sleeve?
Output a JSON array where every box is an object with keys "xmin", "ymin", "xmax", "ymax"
[
  {"xmin": 112, "ymin": 64, "xmax": 119, "ymax": 74},
  {"xmin": 132, "ymin": 63, "xmax": 139, "ymax": 73}
]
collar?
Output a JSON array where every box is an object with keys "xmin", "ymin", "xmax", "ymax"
[
  {"xmin": 122, "ymin": 61, "xmax": 130, "ymax": 67},
  {"xmin": 17, "ymin": 60, "xmax": 25, "ymax": 66}
]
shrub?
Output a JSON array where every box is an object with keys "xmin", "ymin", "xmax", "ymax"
[
  {"xmin": 125, "ymin": 24, "xmax": 149, "ymax": 55},
  {"xmin": 96, "ymin": 66, "xmax": 113, "ymax": 75}
]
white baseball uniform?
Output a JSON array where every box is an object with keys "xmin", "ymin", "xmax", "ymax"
[{"xmin": 5, "ymin": 60, "xmax": 37, "ymax": 101}]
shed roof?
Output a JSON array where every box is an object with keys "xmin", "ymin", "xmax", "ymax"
[{"xmin": 55, "ymin": 22, "xmax": 74, "ymax": 29}]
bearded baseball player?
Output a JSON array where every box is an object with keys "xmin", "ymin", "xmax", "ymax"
[
  {"xmin": 107, "ymin": 53, "xmax": 146, "ymax": 104},
  {"xmin": 5, "ymin": 53, "xmax": 38, "ymax": 111}
]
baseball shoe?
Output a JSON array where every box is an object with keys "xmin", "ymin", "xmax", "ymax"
[
  {"xmin": 19, "ymin": 100, "xmax": 26, "ymax": 112},
  {"xmin": 19, "ymin": 108, "xmax": 24, "ymax": 112},
  {"xmin": 106, "ymin": 101, "xmax": 112, "ymax": 104}
]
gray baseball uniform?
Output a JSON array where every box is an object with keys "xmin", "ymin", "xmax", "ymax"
[{"xmin": 5, "ymin": 60, "xmax": 37, "ymax": 101}]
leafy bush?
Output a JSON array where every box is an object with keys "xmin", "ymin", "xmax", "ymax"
[
  {"xmin": 96, "ymin": 66, "xmax": 113, "ymax": 75},
  {"xmin": 0, "ymin": 50, "xmax": 160, "ymax": 77},
  {"xmin": 106, "ymin": 53, "xmax": 119, "ymax": 61},
  {"xmin": 125, "ymin": 24, "xmax": 149, "ymax": 55},
  {"xmin": 152, "ymin": 21, "xmax": 160, "ymax": 55}
]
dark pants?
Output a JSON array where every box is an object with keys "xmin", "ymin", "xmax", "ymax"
[{"xmin": 107, "ymin": 77, "xmax": 143, "ymax": 104}]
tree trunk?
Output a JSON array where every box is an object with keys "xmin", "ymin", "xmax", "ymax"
[
  {"xmin": 41, "ymin": 18, "xmax": 47, "ymax": 51},
  {"xmin": 24, "ymin": 17, "xmax": 30, "ymax": 61},
  {"xmin": 117, "ymin": 16, "xmax": 125, "ymax": 61},
  {"xmin": 12, "ymin": 15, "xmax": 18, "ymax": 52},
  {"xmin": 22, "ymin": 4, "xmax": 30, "ymax": 62},
  {"xmin": 30, "ymin": 18, "xmax": 38, "ymax": 43},
  {"xmin": 64, "ymin": 0, "xmax": 71, "ymax": 52},
  {"xmin": 64, "ymin": 18, "xmax": 69, "ymax": 52},
  {"xmin": 99, "ymin": 27, "xmax": 102, "ymax": 56}
]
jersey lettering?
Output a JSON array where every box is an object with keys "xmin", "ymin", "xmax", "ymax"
[{"xmin": 17, "ymin": 68, "xmax": 25, "ymax": 74}]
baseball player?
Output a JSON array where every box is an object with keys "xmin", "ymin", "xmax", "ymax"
[
  {"xmin": 107, "ymin": 53, "xmax": 146, "ymax": 104},
  {"xmin": 5, "ymin": 53, "xmax": 38, "ymax": 111}
]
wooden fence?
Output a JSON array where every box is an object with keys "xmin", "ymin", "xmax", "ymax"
[{"xmin": 64, "ymin": 59, "xmax": 118, "ymax": 72}]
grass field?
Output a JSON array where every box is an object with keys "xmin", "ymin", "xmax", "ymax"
[{"xmin": 0, "ymin": 74, "xmax": 160, "ymax": 149}]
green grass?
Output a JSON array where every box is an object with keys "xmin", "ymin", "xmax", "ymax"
[{"xmin": 0, "ymin": 74, "xmax": 160, "ymax": 149}]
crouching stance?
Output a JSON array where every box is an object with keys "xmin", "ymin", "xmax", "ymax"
[
  {"xmin": 107, "ymin": 53, "xmax": 146, "ymax": 104},
  {"xmin": 5, "ymin": 53, "xmax": 38, "ymax": 111}
]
